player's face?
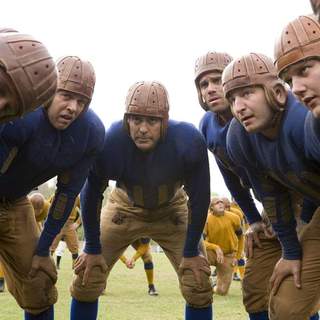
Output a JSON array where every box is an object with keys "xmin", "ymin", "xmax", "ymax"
[
  {"xmin": 284, "ymin": 59, "xmax": 320, "ymax": 118},
  {"xmin": 211, "ymin": 199, "xmax": 225, "ymax": 214},
  {"xmin": 0, "ymin": 68, "xmax": 19, "ymax": 119},
  {"xmin": 198, "ymin": 71, "xmax": 229, "ymax": 113},
  {"xmin": 229, "ymin": 86, "xmax": 275, "ymax": 134},
  {"xmin": 127, "ymin": 115, "xmax": 161, "ymax": 152},
  {"xmin": 47, "ymin": 90, "xmax": 88, "ymax": 130},
  {"xmin": 32, "ymin": 203, "xmax": 43, "ymax": 218}
]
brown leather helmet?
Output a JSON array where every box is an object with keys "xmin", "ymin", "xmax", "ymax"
[
  {"xmin": 56, "ymin": 56, "xmax": 95, "ymax": 108},
  {"xmin": 274, "ymin": 15, "xmax": 320, "ymax": 78},
  {"xmin": 0, "ymin": 32, "xmax": 57, "ymax": 122},
  {"xmin": 222, "ymin": 53, "xmax": 286, "ymax": 111},
  {"xmin": 310, "ymin": 0, "xmax": 320, "ymax": 20},
  {"xmin": 194, "ymin": 51, "xmax": 233, "ymax": 111},
  {"xmin": 222, "ymin": 53, "xmax": 280, "ymax": 96},
  {"xmin": 124, "ymin": 81, "xmax": 169, "ymax": 138}
]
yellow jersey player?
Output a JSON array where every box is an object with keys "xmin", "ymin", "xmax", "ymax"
[
  {"xmin": 119, "ymin": 238, "xmax": 158, "ymax": 296},
  {"xmin": 204, "ymin": 197, "xmax": 243, "ymax": 295},
  {"xmin": 222, "ymin": 197, "xmax": 246, "ymax": 281},
  {"xmin": 29, "ymin": 193, "xmax": 50, "ymax": 232}
]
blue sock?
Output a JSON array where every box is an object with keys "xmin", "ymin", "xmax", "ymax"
[
  {"xmin": 249, "ymin": 311, "xmax": 268, "ymax": 320},
  {"xmin": 24, "ymin": 305, "xmax": 54, "ymax": 320},
  {"xmin": 310, "ymin": 313, "xmax": 319, "ymax": 320},
  {"xmin": 185, "ymin": 305, "xmax": 212, "ymax": 320},
  {"xmin": 70, "ymin": 298, "xmax": 98, "ymax": 320}
]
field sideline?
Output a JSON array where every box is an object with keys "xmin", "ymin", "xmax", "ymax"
[{"xmin": 0, "ymin": 248, "xmax": 247, "ymax": 319}]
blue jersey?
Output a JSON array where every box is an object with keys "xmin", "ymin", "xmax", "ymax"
[
  {"xmin": 227, "ymin": 92, "xmax": 320, "ymax": 259},
  {"xmin": 0, "ymin": 107, "xmax": 105, "ymax": 255},
  {"xmin": 81, "ymin": 119, "xmax": 210, "ymax": 257},
  {"xmin": 199, "ymin": 111, "xmax": 261, "ymax": 224}
]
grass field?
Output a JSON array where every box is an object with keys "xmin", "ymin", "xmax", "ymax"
[{"xmin": 0, "ymin": 248, "xmax": 247, "ymax": 319}]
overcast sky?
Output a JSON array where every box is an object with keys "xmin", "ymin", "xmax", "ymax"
[{"xmin": 4, "ymin": 0, "xmax": 312, "ymax": 197}]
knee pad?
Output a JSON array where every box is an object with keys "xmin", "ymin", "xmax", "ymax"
[
  {"xmin": 179, "ymin": 268, "xmax": 213, "ymax": 308},
  {"xmin": 21, "ymin": 270, "xmax": 57, "ymax": 314},
  {"xmin": 70, "ymin": 266, "xmax": 106, "ymax": 302}
]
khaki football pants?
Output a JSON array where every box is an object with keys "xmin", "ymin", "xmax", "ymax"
[
  {"xmin": 50, "ymin": 221, "xmax": 79, "ymax": 254},
  {"xmin": 0, "ymin": 197, "xmax": 57, "ymax": 314},
  {"xmin": 207, "ymin": 249, "xmax": 235, "ymax": 296},
  {"xmin": 269, "ymin": 208, "xmax": 320, "ymax": 319},
  {"xmin": 71, "ymin": 187, "xmax": 212, "ymax": 307}
]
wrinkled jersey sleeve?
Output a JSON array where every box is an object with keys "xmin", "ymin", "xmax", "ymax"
[
  {"xmin": 81, "ymin": 122, "xmax": 124, "ymax": 254},
  {"xmin": 36, "ymin": 116, "xmax": 105, "ymax": 256},
  {"xmin": 183, "ymin": 132, "xmax": 210, "ymax": 257},
  {"xmin": 81, "ymin": 156, "xmax": 109, "ymax": 254},
  {"xmin": 249, "ymin": 173, "xmax": 301, "ymax": 259},
  {"xmin": 300, "ymin": 198, "xmax": 318, "ymax": 223},
  {"xmin": 36, "ymin": 155, "xmax": 101, "ymax": 256}
]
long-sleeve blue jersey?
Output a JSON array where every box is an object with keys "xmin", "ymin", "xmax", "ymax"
[
  {"xmin": 199, "ymin": 111, "xmax": 261, "ymax": 224},
  {"xmin": 81, "ymin": 119, "xmax": 211, "ymax": 257},
  {"xmin": 0, "ymin": 107, "xmax": 105, "ymax": 256},
  {"xmin": 227, "ymin": 92, "xmax": 320, "ymax": 259}
]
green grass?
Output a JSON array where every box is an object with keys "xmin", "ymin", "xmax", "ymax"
[{"xmin": 0, "ymin": 248, "xmax": 247, "ymax": 319}]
